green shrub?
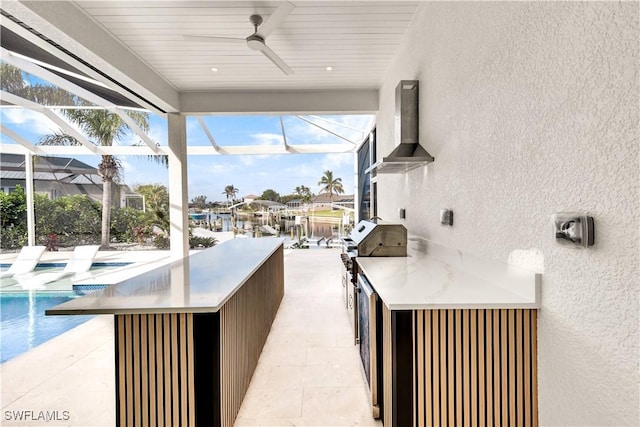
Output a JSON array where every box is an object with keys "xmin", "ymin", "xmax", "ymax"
[
  {"xmin": 1, "ymin": 225, "xmax": 27, "ymax": 250},
  {"xmin": 34, "ymin": 194, "xmax": 101, "ymax": 247},
  {"xmin": 0, "ymin": 186, "xmax": 28, "ymax": 249},
  {"xmin": 189, "ymin": 235, "xmax": 217, "ymax": 249},
  {"xmin": 152, "ymin": 235, "xmax": 169, "ymax": 249},
  {"xmin": 111, "ymin": 207, "xmax": 149, "ymax": 243}
]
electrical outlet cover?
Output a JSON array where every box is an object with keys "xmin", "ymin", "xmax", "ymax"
[{"xmin": 552, "ymin": 213, "xmax": 594, "ymax": 248}]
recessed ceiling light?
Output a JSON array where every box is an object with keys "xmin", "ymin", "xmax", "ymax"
[
  {"xmin": 210, "ymin": 67, "xmax": 219, "ymax": 72},
  {"xmin": 325, "ymin": 66, "xmax": 333, "ymax": 71}
]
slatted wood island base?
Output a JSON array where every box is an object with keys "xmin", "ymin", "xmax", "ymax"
[
  {"xmin": 356, "ymin": 246, "xmax": 541, "ymax": 427},
  {"xmin": 47, "ymin": 239, "xmax": 284, "ymax": 427},
  {"xmin": 383, "ymin": 307, "xmax": 538, "ymax": 427}
]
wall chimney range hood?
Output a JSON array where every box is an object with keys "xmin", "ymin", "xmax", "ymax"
[{"xmin": 367, "ymin": 80, "xmax": 434, "ymax": 174}]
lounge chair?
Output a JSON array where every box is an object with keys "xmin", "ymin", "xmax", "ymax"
[
  {"xmin": 0, "ymin": 245, "xmax": 46, "ymax": 279},
  {"xmin": 18, "ymin": 245, "xmax": 100, "ymax": 289}
]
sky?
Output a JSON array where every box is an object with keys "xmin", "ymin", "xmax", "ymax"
[{"xmin": 0, "ymin": 107, "xmax": 373, "ymax": 203}]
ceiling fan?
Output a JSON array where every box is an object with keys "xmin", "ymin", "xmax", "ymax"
[{"xmin": 184, "ymin": 1, "xmax": 295, "ymax": 75}]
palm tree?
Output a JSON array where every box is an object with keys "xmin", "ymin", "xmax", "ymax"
[
  {"xmin": 222, "ymin": 185, "xmax": 239, "ymax": 206},
  {"xmin": 317, "ymin": 170, "xmax": 344, "ymax": 203},
  {"xmin": 1, "ymin": 63, "xmax": 75, "ymax": 105},
  {"xmin": 294, "ymin": 185, "xmax": 313, "ymax": 204},
  {"xmin": 39, "ymin": 108, "xmax": 150, "ymax": 248}
]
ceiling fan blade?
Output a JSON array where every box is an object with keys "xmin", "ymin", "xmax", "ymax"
[
  {"xmin": 259, "ymin": 44, "xmax": 294, "ymax": 75},
  {"xmin": 257, "ymin": 1, "xmax": 295, "ymax": 37},
  {"xmin": 183, "ymin": 35, "xmax": 245, "ymax": 44}
]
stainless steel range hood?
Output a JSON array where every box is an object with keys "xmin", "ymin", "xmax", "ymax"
[{"xmin": 367, "ymin": 80, "xmax": 434, "ymax": 174}]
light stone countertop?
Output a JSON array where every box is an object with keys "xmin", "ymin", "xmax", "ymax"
[
  {"xmin": 46, "ymin": 238, "xmax": 284, "ymax": 315},
  {"xmin": 356, "ymin": 248, "xmax": 541, "ymax": 310}
]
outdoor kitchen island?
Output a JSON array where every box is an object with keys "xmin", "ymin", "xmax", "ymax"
[
  {"xmin": 356, "ymin": 242, "xmax": 541, "ymax": 427},
  {"xmin": 46, "ymin": 238, "xmax": 284, "ymax": 427}
]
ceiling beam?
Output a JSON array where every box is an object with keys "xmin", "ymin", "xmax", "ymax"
[
  {"xmin": 0, "ymin": 142, "xmax": 353, "ymax": 156},
  {"xmin": 180, "ymin": 89, "xmax": 378, "ymax": 114}
]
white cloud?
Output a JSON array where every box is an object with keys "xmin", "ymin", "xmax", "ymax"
[
  {"xmin": 251, "ymin": 133, "xmax": 283, "ymax": 146},
  {"xmin": 322, "ymin": 153, "xmax": 353, "ymax": 170},
  {"xmin": 0, "ymin": 108, "xmax": 61, "ymax": 137}
]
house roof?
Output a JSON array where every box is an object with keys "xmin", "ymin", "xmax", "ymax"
[
  {"xmin": 0, "ymin": 153, "xmax": 102, "ymax": 185},
  {"xmin": 311, "ymin": 193, "xmax": 354, "ymax": 204}
]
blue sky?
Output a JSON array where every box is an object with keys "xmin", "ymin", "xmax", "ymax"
[{"xmin": 0, "ymin": 108, "xmax": 372, "ymax": 203}]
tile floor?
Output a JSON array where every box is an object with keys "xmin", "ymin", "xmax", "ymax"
[{"xmin": 1, "ymin": 246, "xmax": 382, "ymax": 426}]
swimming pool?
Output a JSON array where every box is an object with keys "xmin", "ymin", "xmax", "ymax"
[{"xmin": 1, "ymin": 291, "xmax": 94, "ymax": 363}]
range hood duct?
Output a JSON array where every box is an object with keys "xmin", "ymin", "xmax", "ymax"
[{"xmin": 368, "ymin": 80, "xmax": 434, "ymax": 174}]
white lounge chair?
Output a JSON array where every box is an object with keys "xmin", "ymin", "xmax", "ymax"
[
  {"xmin": 18, "ymin": 245, "xmax": 100, "ymax": 289},
  {"xmin": 0, "ymin": 245, "xmax": 46, "ymax": 279}
]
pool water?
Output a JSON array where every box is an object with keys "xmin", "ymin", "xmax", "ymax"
[{"xmin": 0, "ymin": 292, "xmax": 94, "ymax": 363}]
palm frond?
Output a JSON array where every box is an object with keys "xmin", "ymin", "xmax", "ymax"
[{"xmin": 39, "ymin": 131, "xmax": 82, "ymax": 146}]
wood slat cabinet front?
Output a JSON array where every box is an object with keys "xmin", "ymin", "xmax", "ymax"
[
  {"xmin": 382, "ymin": 306, "xmax": 538, "ymax": 427},
  {"xmin": 114, "ymin": 246, "xmax": 284, "ymax": 427}
]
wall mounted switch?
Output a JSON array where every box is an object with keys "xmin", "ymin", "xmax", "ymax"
[
  {"xmin": 553, "ymin": 213, "xmax": 594, "ymax": 248},
  {"xmin": 399, "ymin": 208, "xmax": 406, "ymax": 219},
  {"xmin": 440, "ymin": 209, "xmax": 453, "ymax": 226}
]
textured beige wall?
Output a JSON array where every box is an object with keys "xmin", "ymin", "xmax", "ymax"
[{"xmin": 376, "ymin": 2, "xmax": 639, "ymax": 425}]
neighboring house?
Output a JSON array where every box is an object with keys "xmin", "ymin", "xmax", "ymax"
[
  {"xmin": 0, "ymin": 153, "xmax": 139, "ymax": 209},
  {"xmin": 286, "ymin": 198, "xmax": 303, "ymax": 209},
  {"xmin": 310, "ymin": 193, "xmax": 354, "ymax": 210},
  {"xmin": 243, "ymin": 194, "xmax": 260, "ymax": 202}
]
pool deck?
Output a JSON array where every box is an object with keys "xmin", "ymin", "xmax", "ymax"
[{"xmin": 0, "ymin": 244, "xmax": 380, "ymax": 426}]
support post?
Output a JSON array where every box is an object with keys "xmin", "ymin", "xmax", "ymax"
[
  {"xmin": 167, "ymin": 113, "xmax": 189, "ymax": 259},
  {"xmin": 25, "ymin": 152, "xmax": 36, "ymax": 246}
]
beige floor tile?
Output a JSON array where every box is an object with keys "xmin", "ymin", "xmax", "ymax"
[
  {"xmin": 258, "ymin": 346, "xmax": 308, "ymax": 367},
  {"xmin": 0, "ymin": 393, "xmax": 23, "ymax": 410},
  {"xmin": 249, "ymin": 365, "xmax": 306, "ymax": 389},
  {"xmin": 302, "ymin": 365, "xmax": 344, "ymax": 388},
  {"xmin": 235, "ymin": 416, "xmax": 307, "ymax": 426},
  {"xmin": 238, "ymin": 386, "xmax": 304, "ymax": 419},
  {"xmin": 301, "ymin": 386, "xmax": 382, "ymax": 426}
]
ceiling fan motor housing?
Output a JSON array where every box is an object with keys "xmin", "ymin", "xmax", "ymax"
[
  {"xmin": 246, "ymin": 34, "xmax": 266, "ymax": 51},
  {"xmin": 249, "ymin": 14, "xmax": 264, "ymax": 27}
]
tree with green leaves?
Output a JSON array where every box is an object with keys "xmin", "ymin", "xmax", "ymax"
[
  {"xmin": 191, "ymin": 195, "xmax": 208, "ymax": 210},
  {"xmin": 39, "ymin": 107, "xmax": 150, "ymax": 248},
  {"xmin": 0, "ymin": 63, "xmax": 75, "ymax": 105},
  {"xmin": 294, "ymin": 185, "xmax": 313, "ymax": 204},
  {"xmin": 134, "ymin": 184, "xmax": 169, "ymax": 213},
  {"xmin": 260, "ymin": 189, "xmax": 281, "ymax": 202},
  {"xmin": 133, "ymin": 184, "xmax": 170, "ymax": 236},
  {"xmin": 317, "ymin": 170, "xmax": 344, "ymax": 203},
  {"xmin": 222, "ymin": 185, "xmax": 239, "ymax": 206}
]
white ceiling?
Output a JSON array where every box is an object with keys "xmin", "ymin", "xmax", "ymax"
[{"xmin": 72, "ymin": 1, "xmax": 420, "ymax": 92}]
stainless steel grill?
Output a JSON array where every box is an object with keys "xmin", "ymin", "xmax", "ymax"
[
  {"xmin": 342, "ymin": 220, "xmax": 408, "ymax": 257},
  {"xmin": 339, "ymin": 220, "xmax": 408, "ymax": 346}
]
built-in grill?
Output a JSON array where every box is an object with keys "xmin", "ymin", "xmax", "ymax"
[
  {"xmin": 339, "ymin": 220, "xmax": 408, "ymax": 420},
  {"xmin": 342, "ymin": 220, "xmax": 407, "ymax": 257},
  {"xmin": 340, "ymin": 220, "xmax": 407, "ymax": 341}
]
